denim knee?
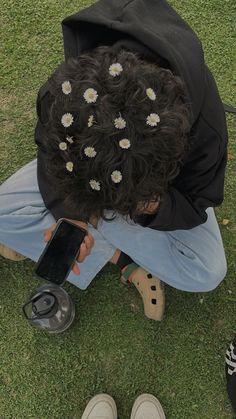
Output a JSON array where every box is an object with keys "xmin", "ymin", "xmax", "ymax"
[
  {"xmin": 204, "ymin": 257, "xmax": 227, "ymax": 291},
  {"xmin": 195, "ymin": 254, "xmax": 227, "ymax": 292}
]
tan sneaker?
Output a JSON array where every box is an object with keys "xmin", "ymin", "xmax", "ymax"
[
  {"xmin": 81, "ymin": 394, "xmax": 117, "ymax": 419},
  {"xmin": 0, "ymin": 243, "xmax": 26, "ymax": 261},
  {"xmin": 130, "ymin": 394, "xmax": 166, "ymax": 419},
  {"xmin": 121, "ymin": 263, "xmax": 165, "ymax": 321}
]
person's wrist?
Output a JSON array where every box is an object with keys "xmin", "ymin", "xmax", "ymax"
[{"xmin": 142, "ymin": 199, "xmax": 160, "ymax": 215}]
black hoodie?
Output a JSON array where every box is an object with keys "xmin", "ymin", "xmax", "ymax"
[{"xmin": 35, "ymin": 0, "xmax": 228, "ymax": 230}]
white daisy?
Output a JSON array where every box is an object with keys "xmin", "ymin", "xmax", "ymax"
[
  {"xmin": 59, "ymin": 142, "xmax": 67, "ymax": 151},
  {"xmin": 111, "ymin": 170, "xmax": 122, "ymax": 184},
  {"xmin": 66, "ymin": 162, "xmax": 73, "ymax": 172},
  {"xmin": 146, "ymin": 113, "xmax": 160, "ymax": 127},
  {"xmin": 62, "ymin": 81, "xmax": 72, "ymax": 95},
  {"xmin": 114, "ymin": 116, "xmax": 126, "ymax": 130},
  {"xmin": 119, "ymin": 138, "xmax": 131, "ymax": 149},
  {"xmin": 146, "ymin": 88, "xmax": 156, "ymax": 101},
  {"xmin": 61, "ymin": 113, "xmax": 74, "ymax": 128},
  {"xmin": 109, "ymin": 63, "xmax": 123, "ymax": 77},
  {"xmin": 84, "ymin": 146, "xmax": 97, "ymax": 158},
  {"xmin": 88, "ymin": 115, "xmax": 94, "ymax": 127},
  {"xmin": 89, "ymin": 179, "xmax": 101, "ymax": 191},
  {"xmin": 66, "ymin": 135, "xmax": 74, "ymax": 144},
  {"xmin": 83, "ymin": 88, "xmax": 98, "ymax": 104}
]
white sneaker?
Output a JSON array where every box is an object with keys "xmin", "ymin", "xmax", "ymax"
[
  {"xmin": 130, "ymin": 394, "xmax": 166, "ymax": 419},
  {"xmin": 81, "ymin": 394, "xmax": 117, "ymax": 419}
]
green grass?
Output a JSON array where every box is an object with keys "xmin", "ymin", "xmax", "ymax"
[{"xmin": 0, "ymin": 1, "xmax": 236, "ymax": 418}]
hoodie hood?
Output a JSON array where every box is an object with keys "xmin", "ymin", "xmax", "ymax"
[
  {"xmin": 61, "ymin": 0, "xmax": 206, "ymax": 123},
  {"xmin": 36, "ymin": 0, "xmax": 228, "ymax": 231}
]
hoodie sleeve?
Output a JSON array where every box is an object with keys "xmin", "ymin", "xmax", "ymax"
[{"xmin": 136, "ymin": 68, "xmax": 228, "ymax": 231}]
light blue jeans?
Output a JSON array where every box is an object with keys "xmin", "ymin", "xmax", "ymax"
[{"xmin": 0, "ymin": 159, "xmax": 227, "ymax": 291}]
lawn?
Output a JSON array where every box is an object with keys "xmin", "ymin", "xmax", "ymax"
[{"xmin": 0, "ymin": 0, "xmax": 236, "ymax": 418}]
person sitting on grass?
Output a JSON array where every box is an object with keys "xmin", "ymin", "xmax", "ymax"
[{"xmin": 0, "ymin": 0, "xmax": 228, "ymax": 321}]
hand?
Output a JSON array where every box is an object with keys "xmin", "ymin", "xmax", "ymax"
[
  {"xmin": 142, "ymin": 201, "xmax": 160, "ymax": 214},
  {"xmin": 43, "ymin": 219, "xmax": 95, "ymax": 276},
  {"xmin": 136, "ymin": 199, "xmax": 160, "ymax": 215}
]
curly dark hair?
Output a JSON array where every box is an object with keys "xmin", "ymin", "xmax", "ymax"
[{"xmin": 42, "ymin": 46, "xmax": 190, "ymax": 223}]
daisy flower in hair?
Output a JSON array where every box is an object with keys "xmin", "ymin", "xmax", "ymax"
[
  {"xmin": 109, "ymin": 63, "xmax": 123, "ymax": 77},
  {"xmin": 62, "ymin": 81, "xmax": 72, "ymax": 95},
  {"xmin": 146, "ymin": 113, "xmax": 160, "ymax": 127},
  {"xmin": 83, "ymin": 88, "xmax": 98, "ymax": 104},
  {"xmin": 114, "ymin": 116, "xmax": 126, "ymax": 130},
  {"xmin": 59, "ymin": 142, "xmax": 67, "ymax": 151},
  {"xmin": 61, "ymin": 113, "xmax": 74, "ymax": 128},
  {"xmin": 119, "ymin": 138, "xmax": 131, "ymax": 149},
  {"xmin": 66, "ymin": 162, "xmax": 74, "ymax": 172},
  {"xmin": 84, "ymin": 147, "xmax": 97, "ymax": 158},
  {"xmin": 111, "ymin": 170, "xmax": 122, "ymax": 184},
  {"xmin": 89, "ymin": 179, "xmax": 101, "ymax": 191},
  {"xmin": 146, "ymin": 88, "xmax": 156, "ymax": 101}
]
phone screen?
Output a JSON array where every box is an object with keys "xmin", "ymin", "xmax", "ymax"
[{"xmin": 34, "ymin": 220, "xmax": 87, "ymax": 285}]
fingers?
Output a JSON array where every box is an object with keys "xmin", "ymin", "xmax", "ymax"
[
  {"xmin": 77, "ymin": 242, "xmax": 89, "ymax": 263},
  {"xmin": 85, "ymin": 234, "xmax": 95, "ymax": 252},
  {"xmin": 72, "ymin": 263, "xmax": 80, "ymax": 276},
  {"xmin": 72, "ymin": 235, "xmax": 94, "ymax": 275},
  {"xmin": 43, "ymin": 224, "xmax": 57, "ymax": 242},
  {"xmin": 143, "ymin": 201, "xmax": 160, "ymax": 214},
  {"xmin": 77, "ymin": 234, "xmax": 94, "ymax": 263}
]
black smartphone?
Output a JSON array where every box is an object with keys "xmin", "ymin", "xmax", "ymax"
[{"xmin": 34, "ymin": 219, "xmax": 87, "ymax": 286}]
